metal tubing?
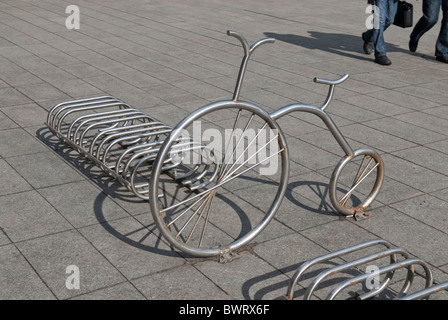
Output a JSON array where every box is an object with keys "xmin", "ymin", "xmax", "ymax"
[
  {"xmin": 148, "ymin": 99, "xmax": 289, "ymax": 258},
  {"xmin": 270, "ymin": 103, "xmax": 354, "ymax": 157},
  {"xmin": 227, "ymin": 30, "xmax": 275, "ymax": 101},
  {"xmin": 46, "ymin": 95, "xmax": 118, "ymax": 126},
  {"xmin": 326, "ymin": 258, "xmax": 433, "ymax": 300},
  {"xmin": 303, "ymin": 248, "xmax": 413, "ymax": 300},
  {"xmin": 286, "ymin": 239, "xmax": 393, "ymax": 300},
  {"xmin": 398, "ymin": 281, "xmax": 448, "ymax": 300}
]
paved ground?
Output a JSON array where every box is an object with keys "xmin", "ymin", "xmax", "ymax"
[{"xmin": 1, "ymin": 0, "xmax": 448, "ymax": 301}]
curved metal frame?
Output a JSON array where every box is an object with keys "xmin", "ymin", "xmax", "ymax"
[
  {"xmin": 329, "ymin": 148, "xmax": 384, "ymax": 216},
  {"xmin": 326, "ymin": 258, "xmax": 432, "ymax": 300},
  {"xmin": 286, "ymin": 239, "xmax": 394, "ymax": 300},
  {"xmin": 148, "ymin": 99, "xmax": 290, "ymax": 257},
  {"xmin": 398, "ymin": 281, "xmax": 448, "ymax": 300},
  {"xmin": 45, "ymin": 30, "xmax": 385, "ymax": 257}
]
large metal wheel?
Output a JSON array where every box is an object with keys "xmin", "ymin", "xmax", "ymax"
[
  {"xmin": 148, "ymin": 100, "xmax": 289, "ymax": 257},
  {"xmin": 329, "ymin": 148, "xmax": 384, "ymax": 216}
]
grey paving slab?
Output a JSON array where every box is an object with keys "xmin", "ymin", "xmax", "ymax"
[
  {"xmin": 356, "ymin": 207, "xmax": 448, "ymax": 267},
  {"xmin": 363, "ymin": 117, "xmax": 447, "ymax": 145},
  {"xmin": 0, "ymin": 228, "xmax": 10, "ymax": 246},
  {"xmin": 7, "ymin": 151, "xmax": 84, "ymax": 189},
  {"xmin": 253, "ymin": 233, "xmax": 329, "ymax": 276},
  {"xmin": 393, "ymin": 111, "xmax": 448, "ymax": 135},
  {"xmin": 389, "ymin": 194, "xmax": 448, "ymax": 234},
  {"xmin": 0, "ymin": 190, "xmax": 72, "ymax": 242},
  {"xmin": 132, "ymin": 264, "xmax": 231, "ymax": 300},
  {"xmin": 195, "ymin": 251, "xmax": 290, "ymax": 300},
  {"xmin": 340, "ymin": 123, "xmax": 418, "ymax": 153},
  {"xmin": 16, "ymin": 230, "xmax": 126, "ymax": 300},
  {"xmin": 0, "ymin": 128, "xmax": 48, "ymax": 157},
  {"xmin": 1, "ymin": 103, "xmax": 48, "ymax": 127},
  {"xmin": 0, "ymin": 244, "xmax": 56, "ymax": 300},
  {"xmin": 70, "ymin": 282, "xmax": 146, "ymax": 300},
  {"xmin": 0, "ymin": 159, "xmax": 32, "ymax": 196},
  {"xmin": 0, "ymin": 110, "xmax": 18, "ymax": 130},
  {"xmin": 286, "ymin": 137, "xmax": 342, "ymax": 171},
  {"xmin": 427, "ymin": 139, "xmax": 448, "ymax": 155},
  {"xmin": 77, "ymin": 216, "xmax": 185, "ymax": 279},
  {"xmin": 38, "ymin": 180, "xmax": 130, "ymax": 228},
  {"xmin": 367, "ymin": 88, "xmax": 442, "ymax": 111},
  {"xmin": 0, "ymin": 87, "xmax": 33, "ymax": 107},
  {"xmin": 432, "ymin": 188, "xmax": 448, "ymax": 202},
  {"xmin": 1, "ymin": 0, "xmax": 448, "ymax": 301},
  {"xmin": 392, "ymin": 146, "xmax": 448, "ymax": 176},
  {"xmin": 381, "ymin": 153, "xmax": 448, "ymax": 193}
]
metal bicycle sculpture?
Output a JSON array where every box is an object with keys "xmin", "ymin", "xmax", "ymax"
[{"xmin": 46, "ymin": 31, "xmax": 384, "ymax": 259}]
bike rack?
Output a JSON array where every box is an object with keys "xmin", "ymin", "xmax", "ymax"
[
  {"xmin": 45, "ymin": 30, "xmax": 385, "ymax": 258},
  {"xmin": 286, "ymin": 239, "xmax": 448, "ymax": 300}
]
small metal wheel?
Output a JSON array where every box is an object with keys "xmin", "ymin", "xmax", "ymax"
[
  {"xmin": 329, "ymin": 148, "xmax": 384, "ymax": 216},
  {"xmin": 148, "ymin": 100, "xmax": 289, "ymax": 258}
]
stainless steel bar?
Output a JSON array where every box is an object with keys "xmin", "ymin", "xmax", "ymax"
[
  {"xmin": 303, "ymin": 248, "xmax": 413, "ymax": 300},
  {"xmin": 286, "ymin": 239, "xmax": 393, "ymax": 300},
  {"xmin": 227, "ymin": 30, "xmax": 275, "ymax": 101},
  {"xmin": 46, "ymin": 96, "xmax": 118, "ymax": 126},
  {"xmin": 270, "ymin": 103, "xmax": 354, "ymax": 157},
  {"xmin": 326, "ymin": 258, "xmax": 433, "ymax": 300},
  {"xmin": 398, "ymin": 281, "xmax": 448, "ymax": 300}
]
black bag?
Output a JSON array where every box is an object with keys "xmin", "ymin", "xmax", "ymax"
[{"xmin": 394, "ymin": 1, "xmax": 413, "ymax": 28}]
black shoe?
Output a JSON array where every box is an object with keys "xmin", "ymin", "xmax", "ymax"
[
  {"xmin": 362, "ymin": 32, "xmax": 374, "ymax": 55},
  {"xmin": 409, "ymin": 39, "xmax": 418, "ymax": 52},
  {"xmin": 375, "ymin": 55, "xmax": 392, "ymax": 65},
  {"xmin": 436, "ymin": 56, "xmax": 448, "ymax": 63}
]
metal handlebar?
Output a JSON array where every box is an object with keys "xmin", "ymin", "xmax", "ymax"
[
  {"xmin": 314, "ymin": 74, "xmax": 349, "ymax": 86},
  {"xmin": 314, "ymin": 74, "xmax": 349, "ymax": 110},
  {"xmin": 227, "ymin": 30, "xmax": 275, "ymax": 101}
]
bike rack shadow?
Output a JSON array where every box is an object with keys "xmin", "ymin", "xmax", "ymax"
[
  {"xmin": 36, "ymin": 126, "xmax": 273, "ymax": 259},
  {"xmin": 36, "ymin": 126, "xmax": 183, "ymax": 258}
]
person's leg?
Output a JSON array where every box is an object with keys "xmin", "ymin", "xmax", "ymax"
[
  {"xmin": 384, "ymin": 0, "xmax": 399, "ymax": 31},
  {"xmin": 410, "ymin": 0, "xmax": 441, "ymax": 51},
  {"xmin": 371, "ymin": 0, "xmax": 388, "ymax": 57},
  {"xmin": 371, "ymin": 0, "xmax": 398, "ymax": 64},
  {"xmin": 435, "ymin": 0, "xmax": 448, "ymax": 60}
]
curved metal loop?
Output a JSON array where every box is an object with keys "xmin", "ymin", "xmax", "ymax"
[
  {"xmin": 227, "ymin": 30, "xmax": 250, "ymax": 56},
  {"xmin": 304, "ymin": 248, "xmax": 413, "ymax": 300},
  {"xmin": 313, "ymin": 74, "xmax": 349, "ymax": 111},
  {"xmin": 398, "ymin": 281, "xmax": 448, "ymax": 300},
  {"xmin": 286, "ymin": 239, "xmax": 393, "ymax": 300},
  {"xmin": 326, "ymin": 258, "xmax": 433, "ymax": 300}
]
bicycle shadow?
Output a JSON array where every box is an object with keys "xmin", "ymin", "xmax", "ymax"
[
  {"xmin": 264, "ymin": 31, "xmax": 410, "ymax": 61},
  {"xmin": 37, "ymin": 126, "xmax": 354, "ymax": 260}
]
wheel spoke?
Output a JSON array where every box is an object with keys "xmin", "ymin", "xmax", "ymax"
[
  {"xmin": 160, "ymin": 147, "xmax": 283, "ymax": 214},
  {"xmin": 220, "ymin": 134, "xmax": 279, "ymax": 182},
  {"xmin": 341, "ymin": 155, "xmax": 371, "ymax": 207},
  {"xmin": 150, "ymin": 103, "xmax": 288, "ymax": 256},
  {"xmin": 218, "ymin": 113, "xmax": 259, "ymax": 180},
  {"xmin": 199, "ymin": 190, "xmax": 216, "ymax": 248},
  {"xmin": 175, "ymin": 192, "xmax": 214, "ymax": 240},
  {"xmin": 166, "ymin": 192, "xmax": 210, "ymax": 227},
  {"xmin": 339, "ymin": 160, "xmax": 379, "ymax": 205}
]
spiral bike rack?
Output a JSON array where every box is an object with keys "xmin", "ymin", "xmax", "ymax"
[
  {"xmin": 46, "ymin": 30, "xmax": 384, "ymax": 259},
  {"xmin": 286, "ymin": 239, "xmax": 448, "ymax": 300}
]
